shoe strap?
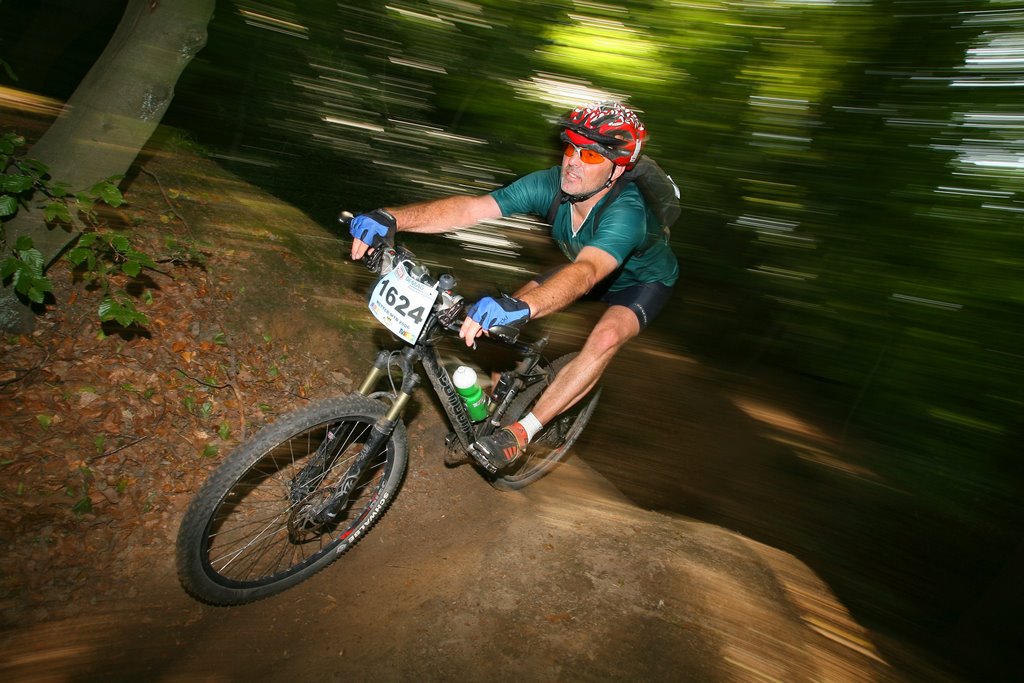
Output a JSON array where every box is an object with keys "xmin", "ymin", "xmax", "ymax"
[{"xmin": 507, "ymin": 423, "xmax": 529, "ymax": 447}]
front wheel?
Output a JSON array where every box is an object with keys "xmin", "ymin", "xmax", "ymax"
[
  {"xmin": 175, "ymin": 395, "xmax": 407, "ymax": 605},
  {"xmin": 489, "ymin": 352, "xmax": 600, "ymax": 491}
]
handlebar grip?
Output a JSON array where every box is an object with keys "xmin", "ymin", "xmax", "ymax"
[{"xmin": 488, "ymin": 324, "xmax": 521, "ymax": 345}]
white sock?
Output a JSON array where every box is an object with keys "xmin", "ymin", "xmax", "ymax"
[{"xmin": 518, "ymin": 412, "xmax": 543, "ymax": 443}]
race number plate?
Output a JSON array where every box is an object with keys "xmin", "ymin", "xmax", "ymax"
[{"xmin": 368, "ymin": 262, "xmax": 438, "ymax": 344}]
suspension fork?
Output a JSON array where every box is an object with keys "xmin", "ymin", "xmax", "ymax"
[
  {"xmin": 291, "ymin": 349, "xmax": 398, "ymax": 503},
  {"xmin": 356, "ymin": 350, "xmax": 392, "ymax": 395},
  {"xmin": 313, "ymin": 347, "xmax": 421, "ymax": 523}
]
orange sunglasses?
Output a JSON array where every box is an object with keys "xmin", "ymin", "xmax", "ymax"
[{"xmin": 563, "ymin": 142, "xmax": 607, "ymax": 165}]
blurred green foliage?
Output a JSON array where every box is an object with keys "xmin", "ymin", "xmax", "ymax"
[
  {"xmin": 163, "ymin": 0, "xmax": 1023, "ymax": 489},
  {"xmin": 5, "ymin": 0, "xmax": 1020, "ymax": 507}
]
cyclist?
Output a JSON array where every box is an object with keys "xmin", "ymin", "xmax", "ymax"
[{"xmin": 349, "ymin": 101, "xmax": 679, "ymax": 472}]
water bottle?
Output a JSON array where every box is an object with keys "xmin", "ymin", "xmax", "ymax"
[{"xmin": 452, "ymin": 366, "xmax": 489, "ymax": 422}]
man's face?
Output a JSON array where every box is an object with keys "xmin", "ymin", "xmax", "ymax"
[{"xmin": 560, "ymin": 141, "xmax": 621, "ymax": 197}]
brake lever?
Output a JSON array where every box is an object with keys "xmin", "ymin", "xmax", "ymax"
[
  {"xmin": 487, "ymin": 324, "xmax": 521, "ymax": 345},
  {"xmin": 338, "ymin": 210, "xmax": 394, "ymax": 273}
]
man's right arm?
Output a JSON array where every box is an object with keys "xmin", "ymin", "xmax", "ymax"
[{"xmin": 350, "ymin": 194, "xmax": 501, "ymax": 260}]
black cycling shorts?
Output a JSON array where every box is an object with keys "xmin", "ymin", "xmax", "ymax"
[
  {"xmin": 533, "ymin": 265, "xmax": 674, "ymax": 331},
  {"xmin": 599, "ymin": 282, "xmax": 674, "ymax": 330}
]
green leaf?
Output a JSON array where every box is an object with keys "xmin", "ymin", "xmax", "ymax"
[
  {"xmin": 97, "ymin": 298, "xmax": 115, "ymax": 320},
  {"xmin": 201, "ymin": 444, "xmax": 219, "ymax": 458},
  {"xmin": 67, "ymin": 247, "xmax": 91, "ymax": 266},
  {"xmin": 121, "ymin": 260, "xmax": 142, "ymax": 277},
  {"xmin": 101, "ymin": 297, "xmax": 146, "ymax": 327},
  {"xmin": 72, "ymin": 497, "xmax": 93, "ymax": 514},
  {"xmin": 45, "ymin": 202, "xmax": 72, "ymax": 223},
  {"xmin": 14, "ymin": 235, "xmax": 34, "ymax": 251},
  {"xmin": 127, "ymin": 249, "xmax": 157, "ymax": 268},
  {"xmin": 20, "ymin": 158, "xmax": 48, "ymax": 178},
  {"xmin": 26, "ymin": 280, "xmax": 52, "ymax": 304},
  {"xmin": 0, "ymin": 194, "xmax": 17, "ymax": 216},
  {"xmin": 218, "ymin": 420, "xmax": 231, "ymax": 440},
  {"xmin": 123, "ymin": 309, "xmax": 146, "ymax": 327},
  {"xmin": 37, "ymin": 414, "xmax": 53, "ymax": 429},
  {"xmin": 16, "ymin": 247, "xmax": 44, "ymax": 276},
  {"xmin": 1, "ymin": 173, "xmax": 33, "ymax": 193},
  {"xmin": 110, "ymin": 234, "xmax": 130, "ymax": 253},
  {"xmin": 0, "ymin": 132, "xmax": 24, "ymax": 153},
  {"xmin": 76, "ymin": 195, "xmax": 95, "ymax": 214},
  {"xmin": 99, "ymin": 182, "xmax": 124, "ymax": 207}
]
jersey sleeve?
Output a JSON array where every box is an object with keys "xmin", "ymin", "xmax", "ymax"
[{"xmin": 489, "ymin": 167, "xmax": 561, "ymax": 217}]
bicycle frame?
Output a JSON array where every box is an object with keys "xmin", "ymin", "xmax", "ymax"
[
  {"xmin": 357, "ymin": 328, "xmax": 549, "ymax": 452},
  {"xmin": 308, "ymin": 321, "xmax": 549, "ymax": 523}
]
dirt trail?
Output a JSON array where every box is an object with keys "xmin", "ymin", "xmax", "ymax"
[
  {"xmin": 0, "ymin": 142, "xmax": 957, "ymax": 682},
  {"xmin": 2, "ymin": 460, "xmax": 901, "ymax": 682}
]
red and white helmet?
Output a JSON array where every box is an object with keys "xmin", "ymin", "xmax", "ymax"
[{"xmin": 560, "ymin": 102, "xmax": 647, "ymax": 168}]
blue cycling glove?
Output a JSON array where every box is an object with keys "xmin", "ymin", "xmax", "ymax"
[
  {"xmin": 467, "ymin": 294, "xmax": 531, "ymax": 330},
  {"xmin": 350, "ymin": 209, "xmax": 397, "ymax": 247}
]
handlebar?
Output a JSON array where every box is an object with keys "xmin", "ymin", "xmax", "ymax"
[{"xmin": 338, "ymin": 209, "xmax": 522, "ymax": 345}]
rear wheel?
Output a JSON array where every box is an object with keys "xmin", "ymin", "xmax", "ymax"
[
  {"xmin": 489, "ymin": 352, "xmax": 600, "ymax": 491},
  {"xmin": 175, "ymin": 395, "xmax": 407, "ymax": 605}
]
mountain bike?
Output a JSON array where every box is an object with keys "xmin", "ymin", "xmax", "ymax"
[{"xmin": 175, "ymin": 231, "xmax": 601, "ymax": 605}]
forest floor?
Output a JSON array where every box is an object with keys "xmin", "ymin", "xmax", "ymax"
[{"xmin": 0, "ymin": 133, "xmax": 969, "ymax": 681}]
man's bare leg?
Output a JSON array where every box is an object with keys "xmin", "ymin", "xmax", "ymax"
[
  {"xmin": 530, "ymin": 305, "xmax": 640, "ymax": 424},
  {"xmin": 471, "ymin": 303, "xmax": 640, "ymax": 470}
]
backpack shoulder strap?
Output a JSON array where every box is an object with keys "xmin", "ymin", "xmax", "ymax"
[
  {"xmin": 545, "ymin": 191, "xmax": 561, "ymax": 226},
  {"xmin": 545, "ymin": 173, "xmax": 659, "ymax": 257},
  {"xmin": 589, "ymin": 175, "xmax": 631, "ymax": 231}
]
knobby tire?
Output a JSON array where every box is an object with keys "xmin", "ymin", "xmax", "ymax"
[
  {"xmin": 175, "ymin": 395, "xmax": 407, "ymax": 605},
  {"xmin": 489, "ymin": 352, "xmax": 600, "ymax": 491}
]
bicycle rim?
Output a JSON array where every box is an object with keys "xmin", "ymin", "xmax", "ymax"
[
  {"xmin": 490, "ymin": 353, "xmax": 600, "ymax": 490},
  {"xmin": 192, "ymin": 408, "xmax": 401, "ymax": 599}
]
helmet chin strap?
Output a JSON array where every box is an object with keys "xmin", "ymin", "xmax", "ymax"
[{"xmin": 560, "ymin": 166, "xmax": 618, "ymax": 204}]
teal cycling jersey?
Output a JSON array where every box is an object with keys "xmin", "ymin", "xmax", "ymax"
[{"xmin": 490, "ymin": 166, "xmax": 678, "ymax": 291}]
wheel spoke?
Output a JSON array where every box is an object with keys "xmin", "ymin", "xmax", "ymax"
[
  {"xmin": 179, "ymin": 399, "xmax": 406, "ymax": 602},
  {"xmin": 490, "ymin": 353, "xmax": 600, "ymax": 490}
]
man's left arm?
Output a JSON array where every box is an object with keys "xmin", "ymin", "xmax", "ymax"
[
  {"xmin": 519, "ymin": 246, "xmax": 618, "ymax": 319},
  {"xmin": 459, "ymin": 246, "xmax": 619, "ymax": 346}
]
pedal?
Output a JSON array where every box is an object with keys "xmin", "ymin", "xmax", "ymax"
[{"xmin": 466, "ymin": 442, "xmax": 499, "ymax": 474}]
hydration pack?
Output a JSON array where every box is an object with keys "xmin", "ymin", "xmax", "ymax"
[{"xmin": 545, "ymin": 156, "xmax": 680, "ymax": 257}]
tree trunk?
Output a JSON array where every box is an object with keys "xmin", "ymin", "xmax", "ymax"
[{"xmin": 0, "ymin": 0, "xmax": 215, "ymax": 333}]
